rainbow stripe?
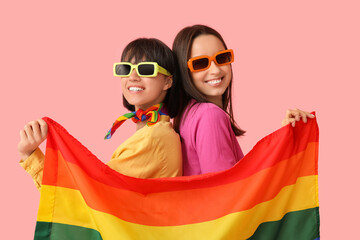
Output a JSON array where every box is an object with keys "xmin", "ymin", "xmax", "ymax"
[{"xmin": 35, "ymin": 117, "xmax": 320, "ymax": 239}]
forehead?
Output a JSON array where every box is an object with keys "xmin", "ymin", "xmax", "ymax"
[
  {"xmin": 190, "ymin": 34, "xmax": 226, "ymax": 58},
  {"xmin": 123, "ymin": 53, "xmax": 146, "ymax": 64}
]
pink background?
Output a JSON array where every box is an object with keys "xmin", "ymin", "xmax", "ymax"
[{"xmin": 1, "ymin": 0, "xmax": 359, "ymax": 239}]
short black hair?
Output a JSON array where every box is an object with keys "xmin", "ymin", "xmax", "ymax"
[{"xmin": 120, "ymin": 38, "xmax": 181, "ymax": 118}]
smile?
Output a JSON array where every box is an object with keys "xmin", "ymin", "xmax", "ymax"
[
  {"xmin": 128, "ymin": 87, "xmax": 144, "ymax": 92},
  {"xmin": 205, "ymin": 78, "xmax": 223, "ymax": 85}
]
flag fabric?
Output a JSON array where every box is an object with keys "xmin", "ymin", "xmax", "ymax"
[{"xmin": 34, "ymin": 116, "xmax": 320, "ymax": 240}]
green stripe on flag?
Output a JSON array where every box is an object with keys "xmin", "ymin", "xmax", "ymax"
[
  {"xmin": 247, "ymin": 207, "xmax": 320, "ymax": 240},
  {"xmin": 34, "ymin": 221, "xmax": 103, "ymax": 240}
]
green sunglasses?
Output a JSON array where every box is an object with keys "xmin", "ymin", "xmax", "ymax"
[{"xmin": 113, "ymin": 62, "xmax": 171, "ymax": 77}]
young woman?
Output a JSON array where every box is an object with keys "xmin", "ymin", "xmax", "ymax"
[
  {"xmin": 172, "ymin": 24, "xmax": 313, "ymax": 176},
  {"xmin": 18, "ymin": 38, "xmax": 183, "ymax": 190}
]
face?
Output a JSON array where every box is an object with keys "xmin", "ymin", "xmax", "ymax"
[
  {"xmin": 121, "ymin": 58, "xmax": 172, "ymax": 111},
  {"xmin": 189, "ymin": 34, "xmax": 232, "ymax": 107}
]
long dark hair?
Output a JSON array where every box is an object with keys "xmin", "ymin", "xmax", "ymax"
[
  {"xmin": 120, "ymin": 38, "xmax": 181, "ymax": 118},
  {"xmin": 172, "ymin": 25, "xmax": 245, "ymax": 136}
]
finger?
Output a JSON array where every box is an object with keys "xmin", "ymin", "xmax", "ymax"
[
  {"xmin": 306, "ymin": 112, "xmax": 315, "ymax": 118},
  {"xmin": 292, "ymin": 109, "xmax": 302, "ymax": 121},
  {"xmin": 285, "ymin": 109, "xmax": 293, "ymax": 118},
  {"xmin": 283, "ymin": 118, "xmax": 296, "ymax": 127},
  {"xmin": 31, "ymin": 121, "xmax": 42, "ymax": 142},
  {"xmin": 19, "ymin": 129, "xmax": 27, "ymax": 141},
  {"xmin": 297, "ymin": 110, "xmax": 308, "ymax": 123},
  {"xmin": 288, "ymin": 118, "xmax": 296, "ymax": 127},
  {"xmin": 297, "ymin": 110, "xmax": 315, "ymax": 122},
  {"xmin": 285, "ymin": 109, "xmax": 301, "ymax": 121},
  {"xmin": 281, "ymin": 119, "xmax": 289, "ymax": 127},
  {"xmin": 24, "ymin": 124, "xmax": 35, "ymax": 143},
  {"xmin": 37, "ymin": 119, "xmax": 48, "ymax": 139}
]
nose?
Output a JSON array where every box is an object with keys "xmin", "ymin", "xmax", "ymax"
[
  {"xmin": 128, "ymin": 68, "xmax": 141, "ymax": 81},
  {"xmin": 208, "ymin": 60, "xmax": 221, "ymax": 75}
]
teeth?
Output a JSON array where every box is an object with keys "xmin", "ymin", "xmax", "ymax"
[
  {"xmin": 207, "ymin": 79, "xmax": 222, "ymax": 84},
  {"xmin": 129, "ymin": 87, "xmax": 144, "ymax": 91}
]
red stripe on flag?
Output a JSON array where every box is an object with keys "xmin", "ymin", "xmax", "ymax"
[{"xmin": 42, "ymin": 117, "xmax": 318, "ymax": 194}]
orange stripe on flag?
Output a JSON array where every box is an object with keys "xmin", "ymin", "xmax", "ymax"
[{"xmin": 43, "ymin": 142, "xmax": 317, "ymax": 226}]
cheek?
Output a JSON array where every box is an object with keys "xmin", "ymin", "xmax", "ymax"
[
  {"xmin": 120, "ymin": 79, "xmax": 128, "ymax": 93},
  {"xmin": 191, "ymin": 72, "xmax": 206, "ymax": 85},
  {"xmin": 120, "ymin": 78, "xmax": 126, "ymax": 87},
  {"xmin": 222, "ymin": 66, "xmax": 232, "ymax": 79},
  {"xmin": 151, "ymin": 76, "xmax": 170, "ymax": 91}
]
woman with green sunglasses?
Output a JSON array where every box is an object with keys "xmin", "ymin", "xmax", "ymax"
[{"xmin": 18, "ymin": 38, "xmax": 183, "ymax": 190}]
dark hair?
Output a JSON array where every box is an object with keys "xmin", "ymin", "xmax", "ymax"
[
  {"xmin": 120, "ymin": 38, "xmax": 181, "ymax": 118},
  {"xmin": 172, "ymin": 24, "xmax": 245, "ymax": 136}
]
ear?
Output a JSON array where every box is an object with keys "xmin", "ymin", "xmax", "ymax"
[{"xmin": 162, "ymin": 76, "xmax": 173, "ymax": 91}]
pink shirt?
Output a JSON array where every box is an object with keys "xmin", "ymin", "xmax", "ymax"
[{"xmin": 180, "ymin": 100, "xmax": 244, "ymax": 176}]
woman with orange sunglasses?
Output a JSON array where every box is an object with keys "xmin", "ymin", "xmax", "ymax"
[
  {"xmin": 18, "ymin": 38, "xmax": 183, "ymax": 190},
  {"xmin": 173, "ymin": 25, "xmax": 314, "ymax": 176}
]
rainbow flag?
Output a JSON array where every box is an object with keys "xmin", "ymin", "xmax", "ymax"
[{"xmin": 34, "ymin": 116, "xmax": 320, "ymax": 240}]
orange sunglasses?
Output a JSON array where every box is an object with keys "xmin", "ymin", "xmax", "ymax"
[{"xmin": 187, "ymin": 49, "xmax": 234, "ymax": 72}]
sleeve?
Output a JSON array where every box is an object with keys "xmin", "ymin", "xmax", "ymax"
[
  {"xmin": 19, "ymin": 148, "xmax": 45, "ymax": 191},
  {"xmin": 194, "ymin": 106, "xmax": 238, "ymax": 174}
]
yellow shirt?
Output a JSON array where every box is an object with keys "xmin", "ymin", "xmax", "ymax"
[{"xmin": 20, "ymin": 115, "xmax": 182, "ymax": 190}]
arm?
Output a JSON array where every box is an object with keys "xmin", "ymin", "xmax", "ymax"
[
  {"xmin": 194, "ymin": 107, "xmax": 240, "ymax": 174},
  {"xmin": 18, "ymin": 119, "xmax": 48, "ymax": 190},
  {"xmin": 19, "ymin": 148, "xmax": 45, "ymax": 190}
]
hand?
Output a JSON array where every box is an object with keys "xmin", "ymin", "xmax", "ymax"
[
  {"xmin": 281, "ymin": 109, "xmax": 315, "ymax": 127},
  {"xmin": 18, "ymin": 119, "xmax": 48, "ymax": 161}
]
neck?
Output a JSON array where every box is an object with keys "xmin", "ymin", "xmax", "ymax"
[
  {"xmin": 206, "ymin": 96, "xmax": 223, "ymax": 109},
  {"xmin": 136, "ymin": 121, "xmax": 147, "ymax": 131}
]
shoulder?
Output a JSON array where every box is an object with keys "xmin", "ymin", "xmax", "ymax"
[
  {"xmin": 121, "ymin": 116, "xmax": 178, "ymax": 145},
  {"xmin": 185, "ymin": 101, "xmax": 229, "ymax": 122},
  {"xmin": 180, "ymin": 101, "xmax": 231, "ymax": 139},
  {"xmin": 147, "ymin": 117, "xmax": 180, "ymax": 141},
  {"xmin": 113, "ymin": 119, "xmax": 180, "ymax": 157}
]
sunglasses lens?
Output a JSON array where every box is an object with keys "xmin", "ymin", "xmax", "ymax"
[
  {"xmin": 192, "ymin": 58, "xmax": 209, "ymax": 71},
  {"xmin": 115, "ymin": 64, "xmax": 131, "ymax": 76},
  {"xmin": 216, "ymin": 51, "xmax": 233, "ymax": 64},
  {"xmin": 138, "ymin": 64, "xmax": 155, "ymax": 76}
]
